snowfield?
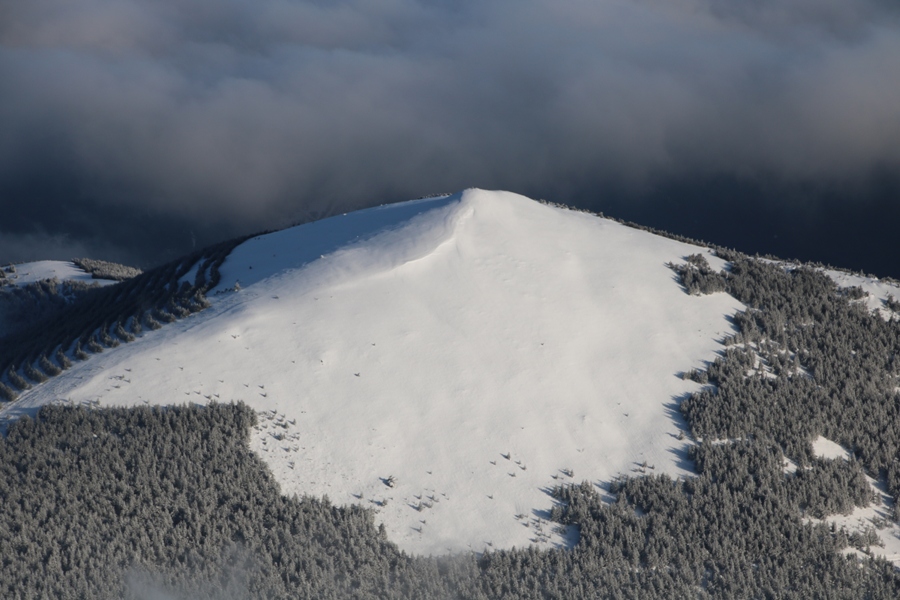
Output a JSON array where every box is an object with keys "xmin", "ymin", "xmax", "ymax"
[
  {"xmin": 2, "ymin": 189, "xmax": 745, "ymax": 556},
  {"xmin": 0, "ymin": 260, "xmax": 108, "ymax": 289}
]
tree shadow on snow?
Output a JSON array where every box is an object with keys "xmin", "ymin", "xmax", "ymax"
[
  {"xmin": 664, "ymin": 392, "xmax": 697, "ymax": 474},
  {"xmin": 663, "ymin": 393, "xmax": 691, "ymax": 439}
]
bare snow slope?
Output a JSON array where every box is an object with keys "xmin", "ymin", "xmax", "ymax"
[
  {"xmin": 0, "ymin": 260, "xmax": 106, "ymax": 289},
  {"xmin": 2, "ymin": 190, "xmax": 743, "ymax": 555}
]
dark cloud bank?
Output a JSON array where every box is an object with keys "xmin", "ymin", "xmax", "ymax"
[{"xmin": 1, "ymin": 0, "xmax": 899, "ymax": 276}]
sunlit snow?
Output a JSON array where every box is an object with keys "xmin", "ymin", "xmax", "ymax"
[{"xmin": 3, "ymin": 189, "xmax": 744, "ymax": 555}]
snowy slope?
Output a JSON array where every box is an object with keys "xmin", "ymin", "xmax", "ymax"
[
  {"xmin": 0, "ymin": 260, "xmax": 106, "ymax": 289},
  {"xmin": 1, "ymin": 190, "xmax": 743, "ymax": 556},
  {"xmin": 0, "ymin": 260, "xmax": 119, "ymax": 339},
  {"xmin": 823, "ymin": 269, "xmax": 900, "ymax": 320}
]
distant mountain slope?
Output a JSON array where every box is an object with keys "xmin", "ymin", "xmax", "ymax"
[
  {"xmin": 0, "ymin": 260, "xmax": 135, "ymax": 341},
  {"xmin": 0, "ymin": 260, "xmax": 109, "ymax": 289},
  {"xmin": 1, "ymin": 189, "xmax": 743, "ymax": 555},
  {"xmin": 0, "ymin": 242, "xmax": 247, "ymax": 402}
]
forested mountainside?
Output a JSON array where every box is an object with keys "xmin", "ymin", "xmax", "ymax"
[
  {"xmin": 673, "ymin": 253, "xmax": 900, "ymax": 508},
  {"xmin": 0, "ymin": 238, "xmax": 249, "ymax": 402},
  {"xmin": 1, "ymin": 399, "xmax": 896, "ymax": 599},
  {"xmin": 3, "ymin": 202, "xmax": 900, "ymax": 597},
  {"xmin": 0, "ymin": 191, "xmax": 747, "ymax": 555},
  {"xmin": 0, "ymin": 277, "xmax": 101, "ymax": 342},
  {"xmin": 0, "ymin": 259, "xmax": 138, "ymax": 340}
]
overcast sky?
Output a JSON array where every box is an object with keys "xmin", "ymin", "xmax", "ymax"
[{"xmin": 2, "ymin": 0, "xmax": 899, "ymax": 275}]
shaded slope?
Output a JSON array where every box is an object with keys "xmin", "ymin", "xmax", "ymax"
[
  {"xmin": 0, "ymin": 238, "xmax": 249, "ymax": 401},
  {"xmin": 0, "ymin": 260, "xmax": 126, "ymax": 341}
]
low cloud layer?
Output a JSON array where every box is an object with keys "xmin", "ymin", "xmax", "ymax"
[{"xmin": 2, "ymin": 0, "xmax": 899, "ymax": 271}]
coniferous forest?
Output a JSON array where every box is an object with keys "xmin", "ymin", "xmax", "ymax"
[
  {"xmin": 0, "ymin": 239, "xmax": 248, "ymax": 402},
  {"xmin": 3, "ymin": 241, "xmax": 900, "ymax": 598},
  {"xmin": 3, "ymin": 402, "xmax": 899, "ymax": 599}
]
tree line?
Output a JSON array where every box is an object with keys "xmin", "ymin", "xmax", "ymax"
[
  {"xmin": 1, "ymin": 399, "xmax": 898, "ymax": 598},
  {"xmin": 0, "ymin": 237, "xmax": 251, "ymax": 402},
  {"xmin": 675, "ymin": 253, "xmax": 900, "ymax": 510},
  {"xmin": 4, "ymin": 214, "xmax": 900, "ymax": 597}
]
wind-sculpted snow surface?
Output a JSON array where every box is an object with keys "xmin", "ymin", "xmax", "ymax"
[{"xmin": 2, "ymin": 189, "xmax": 743, "ymax": 555}]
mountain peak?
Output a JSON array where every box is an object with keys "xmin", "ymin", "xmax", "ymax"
[{"xmin": 3, "ymin": 190, "xmax": 743, "ymax": 555}]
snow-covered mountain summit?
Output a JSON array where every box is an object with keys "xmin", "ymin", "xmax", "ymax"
[{"xmin": 1, "ymin": 189, "xmax": 743, "ymax": 555}]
